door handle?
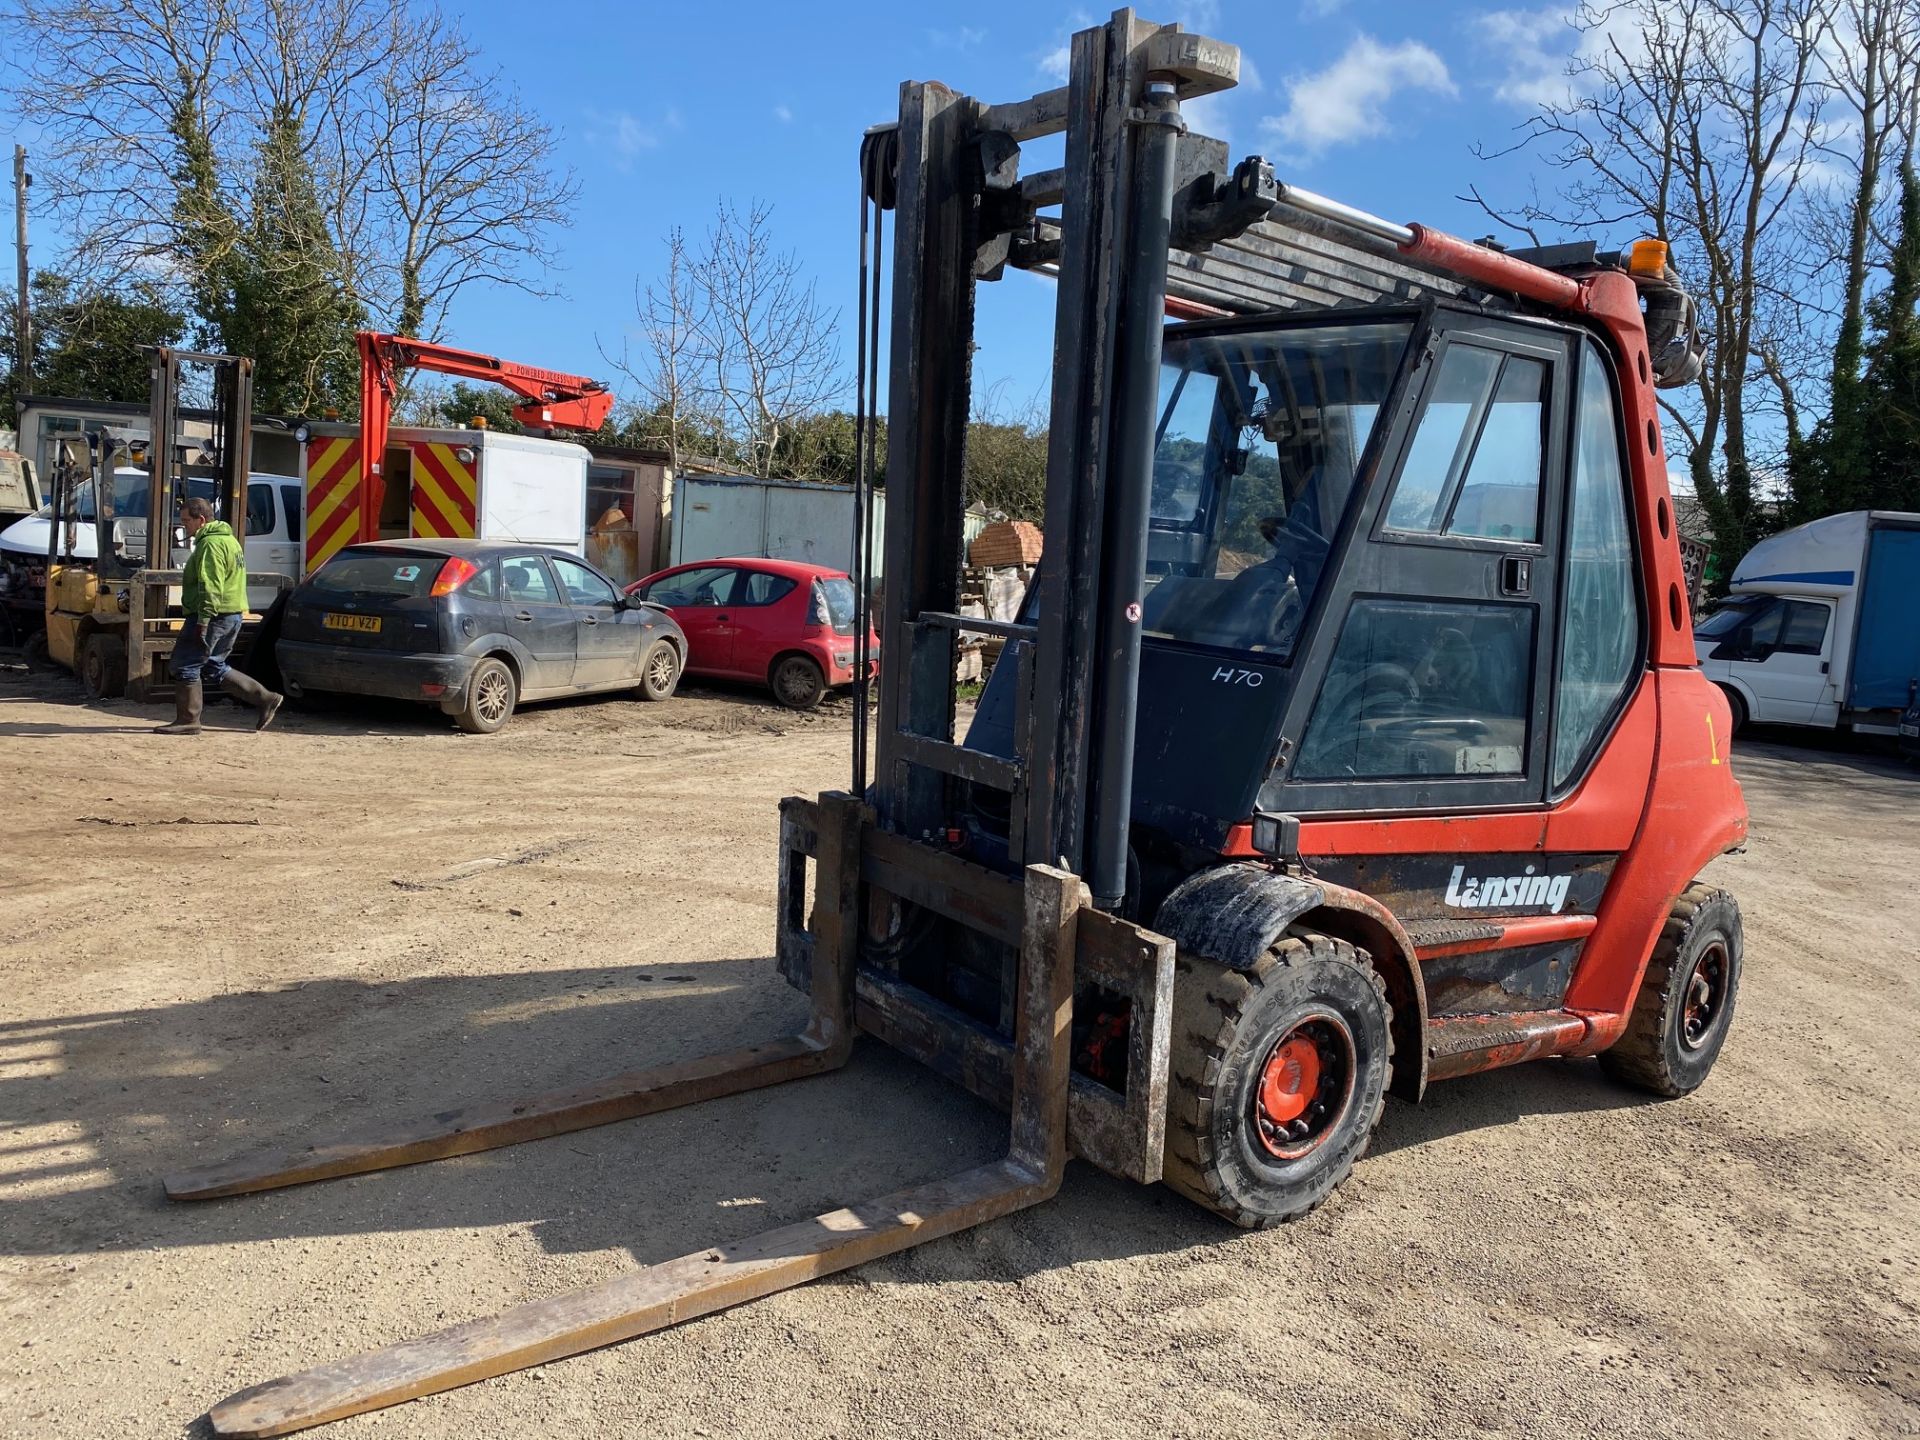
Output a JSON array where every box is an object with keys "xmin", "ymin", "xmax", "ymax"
[
  {"xmin": 583, "ymin": 615, "xmax": 599, "ymax": 625},
  {"xmin": 1499, "ymin": 554, "xmax": 1533, "ymax": 597},
  {"xmin": 514, "ymin": 610, "xmax": 533, "ymax": 621}
]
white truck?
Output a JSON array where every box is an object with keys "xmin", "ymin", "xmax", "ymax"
[
  {"xmin": 298, "ymin": 423, "xmax": 590, "ymax": 576},
  {"xmin": 1696, "ymin": 509, "xmax": 1920, "ymax": 734}
]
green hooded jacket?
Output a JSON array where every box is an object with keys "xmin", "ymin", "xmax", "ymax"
[{"xmin": 183, "ymin": 520, "xmax": 247, "ymax": 618}]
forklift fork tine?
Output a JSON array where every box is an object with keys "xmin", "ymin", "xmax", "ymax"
[
  {"xmin": 208, "ymin": 1159, "xmax": 1055, "ymax": 1438},
  {"xmin": 166, "ymin": 795, "xmax": 872, "ymax": 1203},
  {"xmin": 163, "ymin": 1036, "xmax": 839, "ymax": 1201},
  {"xmin": 203, "ymin": 863, "xmax": 1084, "ymax": 1439}
]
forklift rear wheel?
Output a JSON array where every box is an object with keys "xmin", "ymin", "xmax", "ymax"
[
  {"xmin": 771, "ymin": 654, "xmax": 827, "ymax": 710},
  {"xmin": 1600, "ymin": 884, "xmax": 1742, "ymax": 1098},
  {"xmin": 81, "ymin": 633, "xmax": 127, "ymax": 700},
  {"xmin": 22, "ymin": 630, "xmax": 49, "ymax": 672},
  {"xmin": 455, "ymin": 658, "xmax": 517, "ymax": 734},
  {"xmin": 1163, "ymin": 932, "xmax": 1392, "ymax": 1228}
]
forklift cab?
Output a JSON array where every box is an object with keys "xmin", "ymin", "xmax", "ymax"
[{"xmin": 970, "ymin": 299, "xmax": 1646, "ymax": 914}]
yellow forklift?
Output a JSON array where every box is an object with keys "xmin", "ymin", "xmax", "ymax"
[{"xmin": 43, "ymin": 349, "xmax": 258, "ymax": 700}]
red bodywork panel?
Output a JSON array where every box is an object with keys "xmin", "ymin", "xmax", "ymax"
[{"xmin": 1216, "ymin": 231, "xmax": 1746, "ymax": 1089}]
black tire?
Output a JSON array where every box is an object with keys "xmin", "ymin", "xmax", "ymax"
[
  {"xmin": 1719, "ymin": 686, "xmax": 1748, "ymax": 736},
  {"xmin": 22, "ymin": 629, "xmax": 50, "ymax": 672},
  {"xmin": 637, "ymin": 640, "xmax": 681, "ymax": 701},
  {"xmin": 80, "ymin": 632, "xmax": 127, "ymax": 700},
  {"xmin": 455, "ymin": 657, "xmax": 517, "ymax": 734},
  {"xmin": 770, "ymin": 653, "xmax": 827, "ymax": 710},
  {"xmin": 1600, "ymin": 884, "xmax": 1742, "ymax": 1097},
  {"xmin": 1163, "ymin": 931, "xmax": 1393, "ymax": 1228}
]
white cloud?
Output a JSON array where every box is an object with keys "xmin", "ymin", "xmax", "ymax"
[
  {"xmin": 1263, "ymin": 35, "xmax": 1457, "ymax": 155},
  {"xmin": 1473, "ymin": 6, "xmax": 1657, "ymax": 111},
  {"xmin": 1476, "ymin": 8, "xmax": 1578, "ymax": 108},
  {"xmin": 583, "ymin": 107, "xmax": 682, "ymax": 169},
  {"xmin": 1036, "ymin": 11, "xmax": 1093, "ymax": 83},
  {"xmin": 773, "ymin": 104, "xmax": 794, "ymax": 124},
  {"xmin": 928, "ymin": 25, "xmax": 988, "ymax": 51},
  {"xmin": 1301, "ymin": 0, "xmax": 1348, "ymax": 14}
]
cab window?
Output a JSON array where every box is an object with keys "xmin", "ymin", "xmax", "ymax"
[
  {"xmin": 1384, "ymin": 343, "xmax": 1546, "ymax": 543},
  {"xmin": 551, "ymin": 556, "xmax": 620, "ymax": 607},
  {"xmin": 643, "ymin": 565, "xmax": 735, "ymax": 606},
  {"xmin": 1551, "ymin": 342, "xmax": 1642, "ymax": 791},
  {"xmin": 739, "ymin": 571, "xmax": 798, "ymax": 607},
  {"xmin": 246, "ymin": 483, "xmax": 274, "ymax": 538}
]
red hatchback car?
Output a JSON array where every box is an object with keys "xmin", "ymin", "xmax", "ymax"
[{"xmin": 626, "ymin": 557, "xmax": 879, "ymax": 709}]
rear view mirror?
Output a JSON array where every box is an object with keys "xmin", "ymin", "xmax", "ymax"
[{"xmin": 1733, "ymin": 625, "xmax": 1759, "ymax": 658}]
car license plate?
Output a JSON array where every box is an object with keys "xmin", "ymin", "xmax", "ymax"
[
  {"xmin": 1901, "ymin": 722, "xmax": 1919, "ymax": 737},
  {"xmin": 323, "ymin": 613, "xmax": 381, "ymax": 633}
]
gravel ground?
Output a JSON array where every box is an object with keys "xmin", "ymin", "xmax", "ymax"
[{"xmin": 1, "ymin": 665, "xmax": 1916, "ymax": 1439}]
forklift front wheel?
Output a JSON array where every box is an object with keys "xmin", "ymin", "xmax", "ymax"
[
  {"xmin": 81, "ymin": 632, "xmax": 127, "ymax": 701},
  {"xmin": 1163, "ymin": 932, "xmax": 1392, "ymax": 1229},
  {"xmin": 1600, "ymin": 884, "xmax": 1742, "ymax": 1098}
]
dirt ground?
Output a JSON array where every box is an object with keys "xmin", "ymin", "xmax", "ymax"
[{"xmin": 1, "ymin": 663, "xmax": 1916, "ymax": 1440}]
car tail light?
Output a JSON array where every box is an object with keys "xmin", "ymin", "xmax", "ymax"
[{"xmin": 430, "ymin": 557, "xmax": 480, "ymax": 597}]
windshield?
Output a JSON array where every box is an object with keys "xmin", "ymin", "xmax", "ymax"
[
  {"xmin": 36, "ymin": 472, "xmax": 216, "ymax": 522},
  {"xmin": 306, "ymin": 548, "xmax": 445, "ymax": 599},
  {"xmin": 1142, "ymin": 320, "xmax": 1412, "ymax": 658},
  {"xmin": 819, "ymin": 578, "xmax": 857, "ymax": 633},
  {"xmin": 1695, "ymin": 595, "xmax": 1764, "ymax": 638}
]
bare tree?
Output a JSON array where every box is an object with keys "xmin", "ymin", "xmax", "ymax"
[
  {"xmin": 1470, "ymin": 0, "xmax": 1832, "ymax": 564},
  {"xmin": 694, "ymin": 200, "xmax": 842, "ymax": 477},
  {"xmin": 5, "ymin": 0, "xmax": 575, "ymax": 357},
  {"xmin": 604, "ymin": 227, "xmax": 712, "ymax": 466},
  {"xmin": 356, "ymin": 6, "xmax": 576, "ymax": 339}
]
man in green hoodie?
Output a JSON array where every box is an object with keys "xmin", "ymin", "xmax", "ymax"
[{"xmin": 155, "ymin": 496, "xmax": 282, "ymax": 734}]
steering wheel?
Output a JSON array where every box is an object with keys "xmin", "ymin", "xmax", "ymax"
[
  {"xmin": 1315, "ymin": 662, "xmax": 1418, "ymax": 742},
  {"xmin": 1415, "ymin": 627, "xmax": 1480, "ymax": 700}
]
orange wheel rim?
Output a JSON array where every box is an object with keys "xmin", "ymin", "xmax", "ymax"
[
  {"xmin": 1253, "ymin": 1014, "xmax": 1354, "ymax": 1162},
  {"xmin": 1258, "ymin": 1037, "xmax": 1321, "ymax": 1125}
]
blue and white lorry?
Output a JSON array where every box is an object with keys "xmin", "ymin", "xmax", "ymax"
[{"xmin": 1696, "ymin": 509, "xmax": 1920, "ymax": 734}]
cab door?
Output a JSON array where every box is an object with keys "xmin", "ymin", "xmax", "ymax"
[
  {"xmin": 1273, "ymin": 313, "xmax": 1570, "ymax": 815},
  {"xmin": 641, "ymin": 564, "xmax": 740, "ymax": 674},
  {"xmin": 1710, "ymin": 596, "xmax": 1835, "ymax": 725},
  {"xmin": 499, "ymin": 553, "xmax": 577, "ymax": 691},
  {"xmin": 244, "ymin": 481, "xmax": 298, "ymax": 612},
  {"xmin": 551, "ymin": 555, "xmax": 634, "ymax": 686}
]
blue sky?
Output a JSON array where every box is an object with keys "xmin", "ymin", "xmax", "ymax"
[{"xmin": 7, "ymin": 0, "xmax": 1592, "ymax": 414}]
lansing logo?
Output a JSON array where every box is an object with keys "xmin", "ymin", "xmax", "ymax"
[{"xmin": 1445, "ymin": 864, "xmax": 1572, "ymax": 914}]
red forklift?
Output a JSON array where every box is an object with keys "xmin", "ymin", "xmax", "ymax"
[{"xmin": 166, "ymin": 12, "xmax": 1746, "ymax": 1434}]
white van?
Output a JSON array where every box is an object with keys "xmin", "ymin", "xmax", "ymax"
[
  {"xmin": 1696, "ymin": 509, "xmax": 1920, "ymax": 734},
  {"xmin": 0, "ymin": 470, "xmax": 305, "ymax": 613}
]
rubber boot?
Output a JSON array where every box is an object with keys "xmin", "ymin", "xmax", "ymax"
[
  {"xmin": 222, "ymin": 670, "xmax": 284, "ymax": 732},
  {"xmin": 154, "ymin": 678, "xmax": 203, "ymax": 735}
]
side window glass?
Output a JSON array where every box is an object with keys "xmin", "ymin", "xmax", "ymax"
[
  {"xmin": 1778, "ymin": 601, "xmax": 1829, "ymax": 655},
  {"xmin": 280, "ymin": 484, "xmax": 303, "ymax": 541},
  {"xmin": 1751, "ymin": 599, "xmax": 1789, "ymax": 652},
  {"xmin": 1296, "ymin": 597, "xmax": 1535, "ymax": 780},
  {"xmin": 1386, "ymin": 344, "xmax": 1545, "ymax": 543},
  {"xmin": 1552, "ymin": 344, "xmax": 1641, "ymax": 790},
  {"xmin": 465, "ymin": 563, "xmax": 497, "ymax": 600},
  {"xmin": 502, "ymin": 557, "xmax": 559, "ymax": 604},
  {"xmin": 246, "ymin": 484, "xmax": 274, "ymax": 539},
  {"xmin": 647, "ymin": 566, "xmax": 734, "ymax": 606},
  {"xmin": 552, "ymin": 556, "xmax": 620, "ymax": 607},
  {"xmin": 739, "ymin": 572, "xmax": 797, "ymax": 606}
]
